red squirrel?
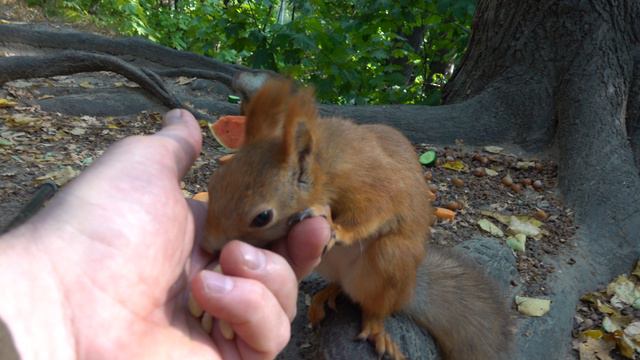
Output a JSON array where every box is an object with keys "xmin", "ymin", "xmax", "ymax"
[{"xmin": 203, "ymin": 78, "xmax": 512, "ymax": 359}]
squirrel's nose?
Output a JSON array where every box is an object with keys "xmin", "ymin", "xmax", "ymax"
[{"xmin": 201, "ymin": 232, "xmax": 225, "ymax": 254}]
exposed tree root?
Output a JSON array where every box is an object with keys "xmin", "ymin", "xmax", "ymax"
[
  {"xmin": 0, "ymin": 51, "xmax": 216, "ymax": 121},
  {"xmin": 627, "ymin": 52, "xmax": 640, "ymax": 170},
  {"xmin": 0, "ymin": 24, "xmax": 245, "ymax": 74}
]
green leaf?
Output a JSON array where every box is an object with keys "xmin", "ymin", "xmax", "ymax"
[
  {"xmin": 506, "ymin": 234, "xmax": 526, "ymax": 252},
  {"xmin": 419, "ymin": 150, "xmax": 437, "ymax": 166},
  {"xmin": 477, "ymin": 219, "xmax": 504, "ymax": 237}
]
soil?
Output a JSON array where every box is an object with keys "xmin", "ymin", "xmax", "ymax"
[{"xmin": 418, "ymin": 144, "xmax": 577, "ymax": 297}]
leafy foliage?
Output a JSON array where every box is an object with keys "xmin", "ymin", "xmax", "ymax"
[{"xmin": 28, "ymin": 0, "xmax": 474, "ymax": 104}]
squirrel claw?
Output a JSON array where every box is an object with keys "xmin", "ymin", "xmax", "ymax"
[
  {"xmin": 308, "ymin": 284, "xmax": 342, "ymax": 326},
  {"xmin": 360, "ymin": 315, "xmax": 407, "ymax": 360},
  {"xmin": 288, "ymin": 205, "xmax": 330, "ymax": 227}
]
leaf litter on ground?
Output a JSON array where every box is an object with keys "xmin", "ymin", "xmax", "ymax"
[{"xmin": 574, "ymin": 259, "xmax": 640, "ymax": 359}]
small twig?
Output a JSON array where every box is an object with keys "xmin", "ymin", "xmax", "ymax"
[{"xmin": 1, "ymin": 182, "xmax": 57, "ymax": 235}]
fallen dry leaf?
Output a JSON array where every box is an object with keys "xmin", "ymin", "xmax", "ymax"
[
  {"xmin": 515, "ymin": 296, "xmax": 551, "ymax": 316},
  {"xmin": 0, "ymin": 98, "xmax": 17, "ymax": 108},
  {"xmin": 607, "ymin": 275, "xmax": 640, "ymax": 309},
  {"xmin": 69, "ymin": 127, "xmax": 87, "ymax": 136},
  {"xmin": 441, "ymin": 160, "xmax": 468, "ymax": 172},
  {"xmin": 35, "ymin": 166, "xmax": 80, "ymax": 186},
  {"xmin": 79, "ymin": 81, "xmax": 95, "ymax": 89},
  {"xmin": 576, "ymin": 337, "xmax": 615, "ymax": 360},
  {"xmin": 483, "ymin": 145, "xmax": 503, "ymax": 154}
]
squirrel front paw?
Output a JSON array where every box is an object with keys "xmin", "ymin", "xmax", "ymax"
[{"xmin": 289, "ymin": 205, "xmax": 341, "ymax": 255}]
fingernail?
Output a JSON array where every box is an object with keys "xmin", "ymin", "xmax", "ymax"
[
  {"xmin": 239, "ymin": 242, "xmax": 266, "ymax": 271},
  {"xmin": 165, "ymin": 109, "xmax": 183, "ymax": 126},
  {"xmin": 201, "ymin": 270, "xmax": 233, "ymax": 295}
]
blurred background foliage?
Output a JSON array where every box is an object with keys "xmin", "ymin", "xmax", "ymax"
[{"xmin": 26, "ymin": 0, "xmax": 475, "ymax": 105}]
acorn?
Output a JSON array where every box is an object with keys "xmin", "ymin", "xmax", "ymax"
[
  {"xmin": 501, "ymin": 175, "xmax": 514, "ymax": 186},
  {"xmin": 521, "ymin": 178, "xmax": 533, "ymax": 186},
  {"xmin": 452, "ymin": 177, "xmax": 465, "ymax": 187},
  {"xmin": 510, "ymin": 183, "xmax": 523, "ymax": 193},
  {"xmin": 534, "ymin": 209, "xmax": 549, "ymax": 221},
  {"xmin": 472, "ymin": 167, "xmax": 486, "ymax": 177},
  {"xmin": 533, "ymin": 180, "xmax": 544, "ymax": 191},
  {"xmin": 445, "ymin": 201, "xmax": 463, "ymax": 211}
]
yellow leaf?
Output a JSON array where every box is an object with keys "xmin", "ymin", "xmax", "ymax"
[
  {"xmin": 480, "ymin": 210, "xmax": 511, "ymax": 225},
  {"xmin": 35, "ymin": 166, "xmax": 79, "ymax": 186},
  {"xmin": 577, "ymin": 337, "xmax": 615, "ymax": 360},
  {"xmin": 79, "ymin": 81, "xmax": 95, "ymax": 89},
  {"xmin": 596, "ymin": 300, "xmax": 616, "ymax": 315},
  {"xmin": 441, "ymin": 160, "xmax": 468, "ymax": 172},
  {"xmin": 632, "ymin": 260, "xmax": 640, "ymax": 278},
  {"xmin": 617, "ymin": 334, "xmax": 636, "ymax": 358},
  {"xmin": 5, "ymin": 114, "xmax": 40, "ymax": 126},
  {"xmin": 515, "ymin": 296, "xmax": 551, "ymax": 316},
  {"xmin": 581, "ymin": 329, "xmax": 604, "ymax": 340},
  {"xmin": 581, "ymin": 292, "xmax": 603, "ymax": 304},
  {"xmin": 0, "ymin": 98, "xmax": 17, "ymax": 108},
  {"xmin": 107, "ymin": 124, "xmax": 120, "ymax": 129}
]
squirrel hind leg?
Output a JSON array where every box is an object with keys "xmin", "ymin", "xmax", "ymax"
[
  {"xmin": 308, "ymin": 283, "xmax": 342, "ymax": 326},
  {"xmin": 357, "ymin": 312, "xmax": 406, "ymax": 360}
]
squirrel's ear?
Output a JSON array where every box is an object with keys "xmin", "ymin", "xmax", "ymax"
[
  {"xmin": 243, "ymin": 79, "xmax": 293, "ymax": 145},
  {"xmin": 282, "ymin": 87, "xmax": 317, "ymax": 180}
]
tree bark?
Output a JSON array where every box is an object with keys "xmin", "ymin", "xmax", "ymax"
[{"xmin": 443, "ymin": 1, "xmax": 640, "ymax": 358}]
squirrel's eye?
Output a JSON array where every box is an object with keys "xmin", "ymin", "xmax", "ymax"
[{"xmin": 250, "ymin": 209, "xmax": 274, "ymax": 228}]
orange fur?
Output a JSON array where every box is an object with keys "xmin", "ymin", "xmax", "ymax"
[{"xmin": 204, "ymin": 79, "xmax": 512, "ymax": 359}]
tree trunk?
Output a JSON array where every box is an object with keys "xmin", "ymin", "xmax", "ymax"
[{"xmin": 444, "ymin": 1, "xmax": 640, "ymax": 358}]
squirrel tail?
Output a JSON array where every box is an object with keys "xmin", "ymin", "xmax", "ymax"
[{"xmin": 403, "ymin": 247, "xmax": 513, "ymax": 360}]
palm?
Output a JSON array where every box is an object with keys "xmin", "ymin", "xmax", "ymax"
[{"xmin": 32, "ymin": 135, "xmax": 216, "ymax": 357}]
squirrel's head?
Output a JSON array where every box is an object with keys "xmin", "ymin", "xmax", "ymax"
[{"xmin": 202, "ymin": 79, "xmax": 322, "ymax": 253}]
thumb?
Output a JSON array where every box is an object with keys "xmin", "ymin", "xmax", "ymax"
[{"xmin": 153, "ymin": 109, "xmax": 203, "ymax": 179}]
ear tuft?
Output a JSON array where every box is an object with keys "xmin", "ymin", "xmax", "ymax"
[
  {"xmin": 244, "ymin": 79, "xmax": 293, "ymax": 145},
  {"xmin": 283, "ymin": 86, "xmax": 317, "ymax": 161}
]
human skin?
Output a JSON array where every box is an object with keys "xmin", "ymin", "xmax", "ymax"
[{"xmin": 0, "ymin": 109, "xmax": 330, "ymax": 360}]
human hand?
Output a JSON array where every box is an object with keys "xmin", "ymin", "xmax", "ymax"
[{"xmin": 0, "ymin": 109, "xmax": 330, "ymax": 359}]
